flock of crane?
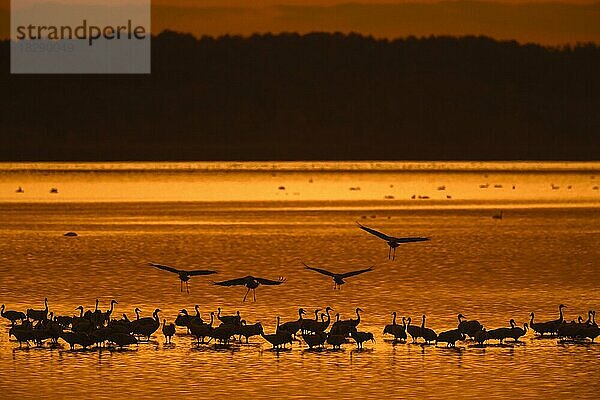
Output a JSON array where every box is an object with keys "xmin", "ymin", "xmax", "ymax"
[
  {"xmin": 1, "ymin": 300, "xmax": 598, "ymax": 351},
  {"xmin": 146, "ymin": 222, "xmax": 430, "ymax": 298},
  {"xmin": 1, "ymin": 222, "xmax": 598, "ymax": 352}
]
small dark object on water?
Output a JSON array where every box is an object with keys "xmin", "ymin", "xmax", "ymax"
[
  {"xmin": 50, "ymin": 188, "xmax": 58, "ymax": 193},
  {"xmin": 64, "ymin": 232, "xmax": 78, "ymax": 237},
  {"xmin": 384, "ymin": 195, "xmax": 394, "ymax": 199},
  {"xmin": 278, "ymin": 186, "xmax": 285, "ymax": 190},
  {"xmin": 16, "ymin": 186, "xmax": 24, "ymax": 193}
]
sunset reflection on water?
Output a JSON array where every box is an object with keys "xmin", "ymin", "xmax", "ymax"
[{"xmin": 0, "ymin": 162, "xmax": 598, "ymax": 399}]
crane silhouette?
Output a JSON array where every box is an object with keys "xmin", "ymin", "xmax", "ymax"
[
  {"xmin": 302, "ymin": 262, "xmax": 374, "ymax": 290},
  {"xmin": 212, "ymin": 276, "xmax": 286, "ymax": 302},
  {"xmin": 148, "ymin": 262, "xmax": 217, "ymax": 293},
  {"xmin": 356, "ymin": 222, "xmax": 429, "ymax": 260}
]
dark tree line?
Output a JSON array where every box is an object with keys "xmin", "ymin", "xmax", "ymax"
[{"xmin": 1, "ymin": 31, "xmax": 598, "ymax": 160}]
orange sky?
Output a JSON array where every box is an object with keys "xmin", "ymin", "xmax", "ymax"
[{"xmin": 2, "ymin": 1, "xmax": 599, "ymax": 44}]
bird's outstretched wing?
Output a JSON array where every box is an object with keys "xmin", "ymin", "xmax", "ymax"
[
  {"xmin": 149, "ymin": 262, "xmax": 180, "ymax": 274},
  {"xmin": 187, "ymin": 269, "xmax": 218, "ymax": 276},
  {"xmin": 394, "ymin": 237, "xmax": 430, "ymax": 243},
  {"xmin": 357, "ymin": 223, "xmax": 429, "ymax": 243},
  {"xmin": 255, "ymin": 276, "xmax": 286, "ymax": 285},
  {"xmin": 341, "ymin": 266, "xmax": 374, "ymax": 278},
  {"xmin": 212, "ymin": 276, "xmax": 251, "ymax": 286},
  {"xmin": 303, "ymin": 262, "xmax": 336, "ymax": 277},
  {"xmin": 356, "ymin": 222, "xmax": 393, "ymax": 241}
]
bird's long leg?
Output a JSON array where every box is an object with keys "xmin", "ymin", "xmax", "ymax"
[
  {"xmin": 253, "ymin": 289, "xmax": 256, "ymax": 302},
  {"xmin": 393, "ymin": 247, "xmax": 397, "ymax": 261},
  {"xmin": 186, "ymin": 281, "xmax": 190, "ymax": 294},
  {"xmin": 180, "ymin": 280, "xmax": 183, "ymax": 292},
  {"xmin": 243, "ymin": 287, "xmax": 250, "ymax": 302},
  {"xmin": 388, "ymin": 246, "xmax": 391, "ymax": 260}
]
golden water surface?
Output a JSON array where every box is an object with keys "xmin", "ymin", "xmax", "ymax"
[{"xmin": 0, "ymin": 162, "xmax": 598, "ymax": 399}]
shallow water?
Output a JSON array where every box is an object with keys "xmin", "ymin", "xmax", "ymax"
[{"xmin": 0, "ymin": 162, "xmax": 599, "ymax": 399}]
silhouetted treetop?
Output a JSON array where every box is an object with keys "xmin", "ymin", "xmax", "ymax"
[{"xmin": 1, "ymin": 31, "xmax": 598, "ymax": 160}]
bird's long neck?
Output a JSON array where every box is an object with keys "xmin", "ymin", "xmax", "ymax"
[
  {"xmin": 44, "ymin": 299, "xmax": 48, "ymax": 312},
  {"xmin": 458, "ymin": 315, "xmax": 463, "ymax": 324},
  {"xmin": 195, "ymin": 306, "xmax": 200, "ymax": 317},
  {"xmin": 94, "ymin": 300, "xmax": 99, "ymax": 311},
  {"xmin": 135, "ymin": 310, "xmax": 140, "ymax": 320},
  {"xmin": 217, "ymin": 308, "xmax": 221, "ymax": 318},
  {"xmin": 209, "ymin": 313, "xmax": 214, "ymax": 327},
  {"xmin": 326, "ymin": 310, "xmax": 331, "ymax": 323},
  {"xmin": 314, "ymin": 310, "xmax": 319, "ymax": 321},
  {"xmin": 1, "ymin": 305, "xmax": 5, "ymax": 316},
  {"xmin": 154, "ymin": 311, "xmax": 159, "ymax": 322},
  {"xmin": 406, "ymin": 318, "xmax": 411, "ymax": 328},
  {"xmin": 79, "ymin": 308, "xmax": 84, "ymax": 318},
  {"xmin": 109, "ymin": 302, "xmax": 115, "ymax": 313},
  {"xmin": 356, "ymin": 309, "xmax": 361, "ymax": 322},
  {"xmin": 586, "ymin": 312, "xmax": 592, "ymax": 325},
  {"xmin": 392, "ymin": 313, "xmax": 396, "ymax": 325},
  {"xmin": 421, "ymin": 316, "xmax": 426, "ymax": 329},
  {"xmin": 162, "ymin": 320, "xmax": 165, "ymax": 328},
  {"xmin": 530, "ymin": 313, "xmax": 534, "ymax": 325},
  {"xmin": 559, "ymin": 306, "xmax": 564, "ymax": 321}
]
